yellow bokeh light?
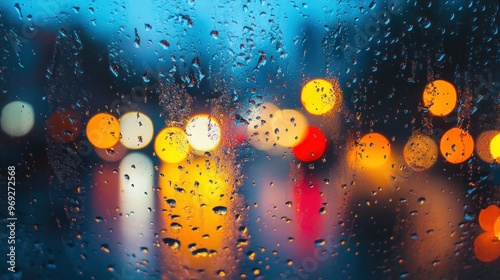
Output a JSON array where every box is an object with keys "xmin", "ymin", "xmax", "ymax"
[
  {"xmin": 422, "ymin": 80, "xmax": 457, "ymax": 117},
  {"xmin": 476, "ymin": 131, "xmax": 499, "ymax": 163},
  {"xmin": 155, "ymin": 127, "xmax": 190, "ymax": 163},
  {"xmin": 272, "ymin": 109, "xmax": 309, "ymax": 148},
  {"xmin": 86, "ymin": 113, "xmax": 120, "ymax": 149},
  {"xmin": 439, "ymin": 127, "xmax": 474, "ymax": 164},
  {"xmin": 403, "ymin": 134, "xmax": 438, "ymax": 171},
  {"xmin": 490, "ymin": 132, "xmax": 500, "ymax": 162},
  {"xmin": 356, "ymin": 132, "xmax": 391, "ymax": 169},
  {"xmin": 301, "ymin": 79, "xmax": 336, "ymax": 115},
  {"xmin": 119, "ymin": 111, "xmax": 154, "ymax": 149},
  {"xmin": 245, "ymin": 102, "xmax": 280, "ymax": 151},
  {"xmin": 158, "ymin": 157, "xmax": 232, "ymax": 274},
  {"xmin": 186, "ymin": 114, "xmax": 221, "ymax": 152}
]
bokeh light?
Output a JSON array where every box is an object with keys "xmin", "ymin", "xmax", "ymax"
[
  {"xmin": 356, "ymin": 132, "xmax": 391, "ymax": 169},
  {"xmin": 1, "ymin": 101, "xmax": 35, "ymax": 137},
  {"xmin": 301, "ymin": 78, "xmax": 336, "ymax": 115},
  {"xmin": 474, "ymin": 232, "xmax": 500, "ymax": 262},
  {"xmin": 119, "ymin": 152, "xmax": 155, "ymax": 261},
  {"xmin": 119, "ymin": 111, "xmax": 154, "ymax": 149},
  {"xmin": 439, "ymin": 127, "xmax": 474, "ymax": 164},
  {"xmin": 46, "ymin": 108, "xmax": 82, "ymax": 143},
  {"xmin": 272, "ymin": 109, "xmax": 308, "ymax": 148},
  {"xmin": 479, "ymin": 205, "xmax": 500, "ymax": 232},
  {"xmin": 490, "ymin": 132, "xmax": 500, "ymax": 162},
  {"xmin": 476, "ymin": 131, "xmax": 500, "ymax": 163},
  {"xmin": 155, "ymin": 127, "xmax": 190, "ymax": 163},
  {"xmin": 403, "ymin": 134, "xmax": 438, "ymax": 171},
  {"xmin": 245, "ymin": 102, "xmax": 280, "ymax": 151},
  {"xmin": 422, "ymin": 80, "xmax": 457, "ymax": 117},
  {"xmin": 158, "ymin": 157, "xmax": 233, "ymax": 276},
  {"xmin": 186, "ymin": 114, "xmax": 221, "ymax": 152},
  {"xmin": 292, "ymin": 126, "xmax": 327, "ymax": 162},
  {"xmin": 86, "ymin": 113, "xmax": 120, "ymax": 149}
]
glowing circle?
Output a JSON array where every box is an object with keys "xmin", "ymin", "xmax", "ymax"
[
  {"xmin": 119, "ymin": 111, "xmax": 154, "ymax": 149},
  {"xmin": 86, "ymin": 113, "xmax": 120, "ymax": 149},
  {"xmin": 474, "ymin": 232, "xmax": 500, "ymax": 262},
  {"xmin": 479, "ymin": 205, "xmax": 500, "ymax": 232},
  {"xmin": 46, "ymin": 108, "xmax": 81, "ymax": 143},
  {"xmin": 357, "ymin": 133, "xmax": 391, "ymax": 169},
  {"xmin": 186, "ymin": 114, "xmax": 221, "ymax": 152},
  {"xmin": 476, "ymin": 131, "xmax": 500, "ymax": 163},
  {"xmin": 245, "ymin": 102, "xmax": 279, "ymax": 150},
  {"xmin": 490, "ymin": 133, "xmax": 500, "ymax": 162},
  {"xmin": 422, "ymin": 80, "xmax": 457, "ymax": 117},
  {"xmin": 403, "ymin": 134, "xmax": 438, "ymax": 172},
  {"xmin": 292, "ymin": 126, "xmax": 327, "ymax": 162},
  {"xmin": 439, "ymin": 127, "xmax": 474, "ymax": 164},
  {"xmin": 272, "ymin": 109, "xmax": 309, "ymax": 148},
  {"xmin": 301, "ymin": 79, "xmax": 336, "ymax": 115},
  {"xmin": 155, "ymin": 127, "xmax": 190, "ymax": 163},
  {"xmin": 1, "ymin": 101, "xmax": 35, "ymax": 137}
]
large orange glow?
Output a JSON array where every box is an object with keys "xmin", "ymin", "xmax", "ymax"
[
  {"xmin": 403, "ymin": 134, "xmax": 438, "ymax": 171},
  {"xmin": 86, "ymin": 113, "xmax": 120, "ymax": 149},
  {"xmin": 479, "ymin": 205, "xmax": 500, "ymax": 232},
  {"xmin": 474, "ymin": 232, "xmax": 500, "ymax": 262},
  {"xmin": 422, "ymin": 80, "xmax": 457, "ymax": 117},
  {"xmin": 355, "ymin": 132, "xmax": 391, "ymax": 169},
  {"xmin": 439, "ymin": 128, "xmax": 474, "ymax": 164}
]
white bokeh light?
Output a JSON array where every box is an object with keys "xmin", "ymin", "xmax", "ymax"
[
  {"xmin": 186, "ymin": 114, "xmax": 221, "ymax": 153},
  {"xmin": 119, "ymin": 111, "xmax": 154, "ymax": 149},
  {"xmin": 1, "ymin": 101, "xmax": 35, "ymax": 137}
]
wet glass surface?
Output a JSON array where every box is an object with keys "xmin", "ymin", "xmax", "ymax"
[{"xmin": 0, "ymin": 0, "xmax": 499, "ymax": 279}]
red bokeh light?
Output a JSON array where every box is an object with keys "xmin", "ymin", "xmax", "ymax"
[
  {"xmin": 46, "ymin": 108, "xmax": 82, "ymax": 143},
  {"xmin": 292, "ymin": 126, "xmax": 327, "ymax": 162}
]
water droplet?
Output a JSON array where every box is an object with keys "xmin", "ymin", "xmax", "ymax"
[
  {"xmin": 210, "ymin": 30, "xmax": 219, "ymax": 39},
  {"xmin": 101, "ymin": 244, "xmax": 110, "ymax": 253},
  {"xmin": 314, "ymin": 239, "xmax": 325, "ymax": 247},
  {"xmin": 162, "ymin": 238, "xmax": 180, "ymax": 250},
  {"xmin": 213, "ymin": 206, "xmax": 228, "ymax": 216},
  {"xmin": 418, "ymin": 197, "xmax": 425, "ymax": 205}
]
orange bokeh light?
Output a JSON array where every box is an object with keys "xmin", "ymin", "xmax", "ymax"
[
  {"xmin": 86, "ymin": 113, "xmax": 120, "ymax": 149},
  {"xmin": 474, "ymin": 232, "xmax": 500, "ymax": 262},
  {"xmin": 479, "ymin": 205, "xmax": 500, "ymax": 233},
  {"xmin": 422, "ymin": 80, "xmax": 457, "ymax": 117},
  {"xmin": 355, "ymin": 132, "xmax": 391, "ymax": 169},
  {"xmin": 439, "ymin": 127, "xmax": 474, "ymax": 164}
]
